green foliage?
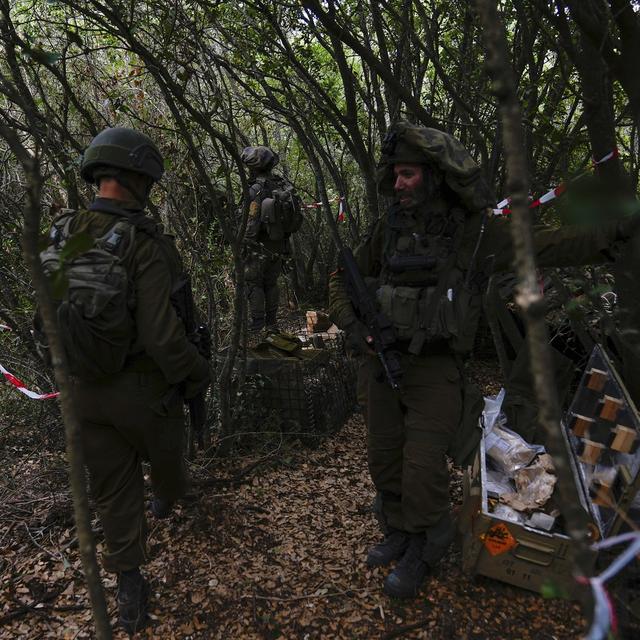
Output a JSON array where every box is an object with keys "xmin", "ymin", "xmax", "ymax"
[{"xmin": 59, "ymin": 232, "xmax": 93, "ymax": 262}]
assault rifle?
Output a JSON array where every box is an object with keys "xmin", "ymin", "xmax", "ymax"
[
  {"xmin": 172, "ymin": 275, "xmax": 211, "ymax": 448},
  {"xmin": 338, "ymin": 246, "xmax": 403, "ymax": 390}
]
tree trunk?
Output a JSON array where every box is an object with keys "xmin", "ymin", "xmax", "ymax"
[
  {"xmin": 0, "ymin": 127, "xmax": 112, "ymax": 638},
  {"xmin": 474, "ymin": 0, "xmax": 595, "ymax": 627}
]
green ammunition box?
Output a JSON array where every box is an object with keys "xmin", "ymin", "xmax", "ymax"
[{"xmin": 460, "ymin": 345, "xmax": 640, "ymax": 595}]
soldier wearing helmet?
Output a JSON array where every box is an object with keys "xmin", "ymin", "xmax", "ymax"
[
  {"xmin": 43, "ymin": 127, "xmax": 210, "ymax": 633},
  {"xmin": 329, "ymin": 121, "xmax": 640, "ymax": 599},
  {"xmin": 241, "ymin": 145, "xmax": 302, "ymax": 333}
]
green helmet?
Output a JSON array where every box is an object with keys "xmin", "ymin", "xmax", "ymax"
[
  {"xmin": 377, "ymin": 121, "xmax": 494, "ymax": 212},
  {"xmin": 80, "ymin": 127, "xmax": 164, "ymax": 184}
]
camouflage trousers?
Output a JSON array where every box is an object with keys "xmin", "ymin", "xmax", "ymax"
[
  {"xmin": 245, "ymin": 252, "xmax": 281, "ymax": 331},
  {"xmin": 71, "ymin": 370, "xmax": 186, "ymax": 572},
  {"xmin": 363, "ymin": 352, "xmax": 462, "ymax": 533}
]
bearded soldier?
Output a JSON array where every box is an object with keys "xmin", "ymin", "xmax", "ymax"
[
  {"xmin": 329, "ymin": 121, "xmax": 640, "ymax": 598},
  {"xmin": 39, "ymin": 128, "xmax": 211, "ymax": 633},
  {"xmin": 241, "ymin": 145, "xmax": 302, "ymax": 333}
]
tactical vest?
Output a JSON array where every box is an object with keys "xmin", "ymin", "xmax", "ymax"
[{"xmin": 375, "ymin": 201, "xmax": 483, "ymax": 355}]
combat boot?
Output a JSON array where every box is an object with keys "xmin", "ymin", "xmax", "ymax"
[
  {"xmin": 150, "ymin": 497, "xmax": 174, "ymax": 519},
  {"xmin": 382, "ymin": 533, "xmax": 427, "ymax": 598},
  {"xmin": 366, "ymin": 529, "xmax": 410, "ymax": 568},
  {"xmin": 117, "ymin": 567, "xmax": 149, "ymax": 635}
]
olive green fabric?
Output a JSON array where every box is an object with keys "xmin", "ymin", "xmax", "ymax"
[
  {"xmin": 60, "ymin": 200, "xmax": 208, "ymax": 573},
  {"xmin": 66, "ymin": 204, "xmax": 206, "ymax": 384},
  {"xmin": 243, "ymin": 171, "xmax": 299, "ymax": 330},
  {"xmin": 71, "ymin": 370, "xmax": 185, "ymax": 572},
  {"xmin": 245, "ymin": 174, "xmax": 295, "ymax": 253},
  {"xmin": 329, "ymin": 124, "xmax": 633, "ymax": 535},
  {"xmin": 40, "ymin": 211, "xmax": 137, "ymax": 380},
  {"xmin": 245, "ymin": 251, "xmax": 281, "ymax": 330},
  {"xmin": 330, "ymin": 214, "xmax": 627, "ymax": 334},
  {"xmin": 364, "ymin": 352, "xmax": 462, "ymax": 532}
]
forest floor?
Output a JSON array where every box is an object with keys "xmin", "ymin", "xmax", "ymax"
[{"xmin": 0, "ymin": 355, "xmax": 593, "ymax": 640}]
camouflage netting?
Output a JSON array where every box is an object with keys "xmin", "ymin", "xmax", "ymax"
[
  {"xmin": 376, "ymin": 121, "xmax": 495, "ymax": 212},
  {"xmin": 240, "ymin": 145, "xmax": 279, "ymax": 172}
]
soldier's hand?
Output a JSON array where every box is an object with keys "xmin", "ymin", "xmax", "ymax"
[
  {"xmin": 616, "ymin": 211, "xmax": 640, "ymax": 241},
  {"xmin": 184, "ymin": 356, "xmax": 211, "ymax": 399},
  {"xmin": 345, "ymin": 320, "xmax": 375, "ymax": 356}
]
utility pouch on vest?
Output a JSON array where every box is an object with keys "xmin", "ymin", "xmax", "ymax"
[
  {"xmin": 376, "ymin": 285, "xmax": 421, "ymax": 341},
  {"xmin": 387, "ymin": 254, "xmax": 437, "ymax": 273},
  {"xmin": 261, "ymin": 197, "xmax": 285, "ymax": 241}
]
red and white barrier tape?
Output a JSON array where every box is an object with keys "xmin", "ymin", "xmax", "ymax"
[
  {"xmin": 0, "ymin": 325, "xmax": 59, "ymax": 400},
  {"xmin": 303, "ymin": 195, "xmax": 344, "ymax": 210},
  {"xmin": 0, "ymin": 363, "xmax": 59, "ymax": 400},
  {"xmin": 493, "ymin": 148, "xmax": 618, "ymax": 216}
]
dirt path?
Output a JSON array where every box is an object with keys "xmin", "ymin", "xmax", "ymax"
[{"xmin": 1, "ymin": 412, "xmax": 584, "ymax": 639}]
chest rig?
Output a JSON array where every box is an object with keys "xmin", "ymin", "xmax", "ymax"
[{"xmin": 375, "ymin": 201, "xmax": 469, "ymax": 355}]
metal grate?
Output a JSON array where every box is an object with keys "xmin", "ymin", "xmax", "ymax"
[{"xmin": 242, "ymin": 335, "xmax": 357, "ymax": 438}]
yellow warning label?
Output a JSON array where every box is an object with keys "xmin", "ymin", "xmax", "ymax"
[{"xmin": 483, "ymin": 522, "xmax": 517, "ymax": 556}]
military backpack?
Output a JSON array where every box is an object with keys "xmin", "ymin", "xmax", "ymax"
[
  {"xmin": 255, "ymin": 176, "xmax": 303, "ymax": 241},
  {"xmin": 39, "ymin": 209, "xmax": 138, "ymax": 379}
]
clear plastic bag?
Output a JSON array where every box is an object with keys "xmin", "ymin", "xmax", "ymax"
[
  {"xmin": 486, "ymin": 468, "xmax": 515, "ymax": 497},
  {"xmin": 491, "ymin": 503, "xmax": 526, "ymax": 524},
  {"xmin": 485, "ymin": 424, "xmax": 545, "ymax": 476}
]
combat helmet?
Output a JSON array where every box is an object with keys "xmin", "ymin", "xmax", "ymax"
[
  {"xmin": 80, "ymin": 127, "xmax": 164, "ymax": 184},
  {"xmin": 241, "ymin": 146, "xmax": 279, "ymax": 173},
  {"xmin": 377, "ymin": 121, "xmax": 494, "ymax": 212}
]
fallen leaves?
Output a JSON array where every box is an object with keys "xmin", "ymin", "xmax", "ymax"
[{"xmin": 1, "ymin": 381, "xmax": 590, "ymax": 639}]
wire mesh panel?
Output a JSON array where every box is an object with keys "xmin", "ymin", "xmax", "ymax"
[{"xmin": 243, "ymin": 337, "xmax": 357, "ymax": 438}]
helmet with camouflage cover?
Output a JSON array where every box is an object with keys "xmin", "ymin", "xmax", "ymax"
[
  {"xmin": 377, "ymin": 121, "xmax": 494, "ymax": 212},
  {"xmin": 241, "ymin": 146, "xmax": 279, "ymax": 173},
  {"xmin": 80, "ymin": 127, "xmax": 164, "ymax": 184}
]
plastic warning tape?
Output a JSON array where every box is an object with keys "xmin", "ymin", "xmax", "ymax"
[
  {"xmin": 0, "ymin": 325, "xmax": 59, "ymax": 400},
  {"xmin": 303, "ymin": 195, "xmax": 344, "ymax": 210},
  {"xmin": 493, "ymin": 148, "xmax": 619, "ymax": 216}
]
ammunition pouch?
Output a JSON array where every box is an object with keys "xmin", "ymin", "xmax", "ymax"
[
  {"xmin": 376, "ymin": 271, "xmax": 481, "ymax": 354},
  {"xmin": 387, "ymin": 254, "xmax": 437, "ymax": 273}
]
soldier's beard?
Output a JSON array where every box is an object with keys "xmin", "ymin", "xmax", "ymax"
[{"xmin": 397, "ymin": 179, "xmax": 438, "ymax": 211}]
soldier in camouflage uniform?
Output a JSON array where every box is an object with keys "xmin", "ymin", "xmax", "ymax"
[
  {"xmin": 43, "ymin": 128, "xmax": 211, "ymax": 633},
  {"xmin": 241, "ymin": 146, "xmax": 300, "ymax": 332},
  {"xmin": 329, "ymin": 121, "xmax": 640, "ymax": 598}
]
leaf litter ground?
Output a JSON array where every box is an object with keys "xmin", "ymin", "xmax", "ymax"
[{"xmin": 1, "ymin": 360, "xmax": 587, "ymax": 639}]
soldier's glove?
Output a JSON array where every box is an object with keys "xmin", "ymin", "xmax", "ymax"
[
  {"xmin": 184, "ymin": 356, "xmax": 211, "ymax": 400},
  {"xmin": 615, "ymin": 212, "xmax": 640, "ymax": 241},
  {"xmin": 344, "ymin": 319, "xmax": 374, "ymax": 356}
]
